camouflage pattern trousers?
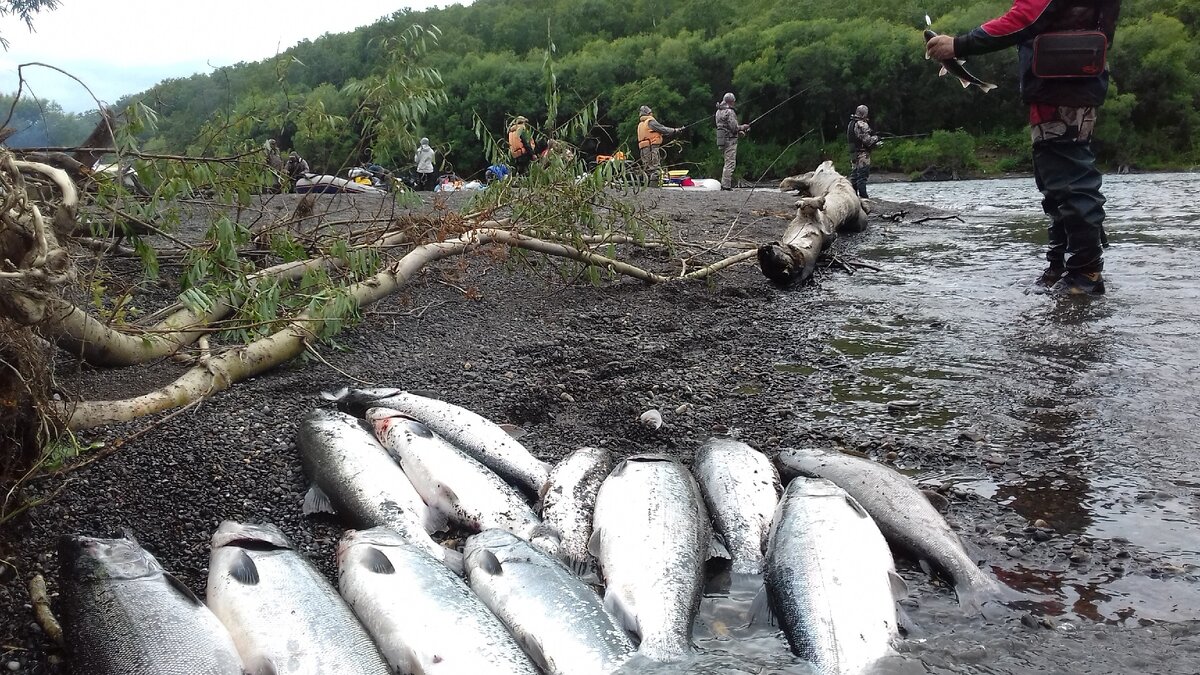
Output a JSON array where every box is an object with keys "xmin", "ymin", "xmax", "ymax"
[
  {"xmin": 640, "ymin": 144, "xmax": 663, "ymax": 186},
  {"xmin": 720, "ymin": 140, "xmax": 738, "ymax": 189},
  {"xmin": 1031, "ymin": 106, "xmax": 1105, "ymax": 273},
  {"xmin": 848, "ymin": 151, "xmax": 871, "ymax": 198}
]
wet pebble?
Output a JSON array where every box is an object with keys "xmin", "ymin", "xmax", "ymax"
[
  {"xmin": 1069, "ymin": 549, "xmax": 1091, "ymax": 565},
  {"xmin": 1007, "ymin": 545, "xmax": 1024, "ymax": 559},
  {"xmin": 5, "ymin": 662, "xmax": 17, "ymax": 672},
  {"xmin": 984, "ymin": 453, "xmax": 1007, "ymax": 465}
]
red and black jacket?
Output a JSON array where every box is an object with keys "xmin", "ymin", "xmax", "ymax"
[{"xmin": 953, "ymin": 0, "xmax": 1121, "ymax": 107}]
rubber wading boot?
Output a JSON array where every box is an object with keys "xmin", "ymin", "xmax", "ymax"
[
  {"xmin": 1051, "ymin": 271, "xmax": 1106, "ymax": 296},
  {"xmin": 1029, "ymin": 266, "xmax": 1066, "ymax": 294}
]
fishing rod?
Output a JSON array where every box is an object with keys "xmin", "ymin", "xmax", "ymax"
[
  {"xmin": 745, "ymin": 87, "xmax": 812, "ymax": 127},
  {"xmin": 878, "ymin": 132, "xmax": 933, "ymax": 140}
]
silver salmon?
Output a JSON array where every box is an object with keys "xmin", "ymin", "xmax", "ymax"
[
  {"xmin": 465, "ymin": 529, "xmax": 635, "ymax": 675},
  {"xmin": 765, "ymin": 478, "xmax": 901, "ymax": 675},
  {"xmin": 590, "ymin": 455, "xmax": 711, "ymax": 662},
  {"xmin": 693, "ymin": 438, "xmax": 780, "ymax": 574},
  {"xmin": 777, "ymin": 447, "xmax": 1003, "ymax": 613},
  {"xmin": 336, "ymin": 388, "xmax": 549, "ymax": 496},
  {"xmin": 297, "ymin": 408, "xmax": 460, "ymax": 572},
  {"xmin": 59, "ymin": 534, "xmax": 244, "ymax": 675},
  {"xmin": 370, "ymin": 409, "xmax": 557, "ymax": 555},
  {"xmin": 206, "ymin": 521, "xmax": 390, "ymax": 674},
  {"xmin": 339, "ymin": 528, "xmax": 537, "ymax": 675},
  {"xmin": 540, "ymin": 447, "xmax": 613, "ymax": 576}
]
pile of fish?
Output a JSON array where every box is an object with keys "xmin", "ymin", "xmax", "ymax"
[{"xmin": 58, "ymin": 388, "xmax": 1006, "ymax": 675}]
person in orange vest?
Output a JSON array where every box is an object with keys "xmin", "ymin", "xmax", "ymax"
[
  {"xmin": 507, "ymin": 116, "xmax": 537, "ymax": 173},
  {"xmin": 637, "ymin": 105, "xmax": 682, "ymax": 187}
]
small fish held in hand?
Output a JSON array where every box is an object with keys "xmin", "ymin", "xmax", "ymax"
[{"xmin": 925, "ymin": 15, "xmax": 997, "ymax": 93}]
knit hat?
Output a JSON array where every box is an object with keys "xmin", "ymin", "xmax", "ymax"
[
  {"xmin": 855, "ymin": 105, "xmax": 869, "ymax": 118},
  {"xmin": 639, "ymin": 105, "xmax": 652, "ymax": 116}
]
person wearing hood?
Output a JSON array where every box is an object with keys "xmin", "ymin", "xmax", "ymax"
[
  {"xmin": 507, "ymin": 116, "xmax": 537, "ymax": 173},
  {"xmin": 847, "ymin": 105, "xmax": 881, "ymax": 199},
  {"xmin": 414, "ymin": 137, "xmax": 436, "ymax": 191},
  {"xmin": 714, "ymin": 92, "xmax": 750, "ymax": 191},
  {"xmin": 283, "ymin": 151, "xmax": 310, "ymax": 180},
  {"xmin": 637, "ymin": 105, "xmax": 682, "ymax": 187}
]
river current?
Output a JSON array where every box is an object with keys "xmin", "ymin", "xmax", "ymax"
[{"xmin": 637, "ymin": 172, "xmax": 1200, "ymax": 674}]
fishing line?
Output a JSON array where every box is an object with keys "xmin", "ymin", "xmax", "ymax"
[{"xmin": 729, "ymin": 128, "xmax": 816, "ymax": 230}]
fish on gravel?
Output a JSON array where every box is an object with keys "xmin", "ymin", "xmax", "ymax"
[
  {"xmin": 924, "ymin": 16, "xmax": 997, "ymax": 93},
  {"xmin": 369, "ymin": 409, "xmax": 559, "ymax": 555},
  {"xmin": 776, "ymin": 446, "xmax": 1004, "ymax": 613},
  {"xmin": 764, "ymin": 478, "xmax": 903, "ymax": 675},
  {"xmin": 539, "ymin": 446, "xmax": 613, "ymax": 577},
  {"xmin": 335, "ymin": 387, "xmax": 550, "ymax": 497},
  {"xmin": 59, "ymin": 534, "xmax": 244, "ymax": 675},
  {"xmin": 693, "ymin": 438, "xmax": 780, "ymax": 575},
  {"xmin": 590, "ymin": 454, "xmax": 713, "ymax": 662},
  {"xmin": 297, "ymin": 408, "xmax": 461, "ymax": 572},
  {"xmin": 206, "ymin": 521, "xmax": 389, "ymax": 675},
  {"xmin": 465, "ymin": 529, "xmax": 635, "ymax": 675},
  {"xmin": 339, "ymin": 527, "xmax": 538, "ymax": 675}
]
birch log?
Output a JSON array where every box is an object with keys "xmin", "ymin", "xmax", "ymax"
[{"xmin": 757, "ymin": 161, "xmax": 867, "ymax": 285}]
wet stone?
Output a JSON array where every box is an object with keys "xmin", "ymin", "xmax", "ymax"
[
  {"xmin": 1069, "ymin": 549, "xmax": 1091, "ymax": 565},
  {"xmin": 1007, "ymin": 546, "xmax": 1024, "ymax": 559}
]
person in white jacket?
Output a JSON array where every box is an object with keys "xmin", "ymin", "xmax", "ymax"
[{"xmin": 414, "ymin": 137, "xmax": 436, "ymax": 191}]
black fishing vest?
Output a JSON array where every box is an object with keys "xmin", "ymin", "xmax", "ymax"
[{"xmin": 1019, "ymin": 0, "xmax": 1121, "ymax": 107}]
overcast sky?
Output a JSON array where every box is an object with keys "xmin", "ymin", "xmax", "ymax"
[{"xmin": 0, "ymin": 1, "xmax": 454, "ymax": 113}]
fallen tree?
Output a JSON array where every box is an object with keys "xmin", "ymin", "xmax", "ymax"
[{"xmin": 758, "ymin": 160, "xmax": 868, "ymax": 285}]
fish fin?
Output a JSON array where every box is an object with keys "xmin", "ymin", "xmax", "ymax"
[
  {"xmin": 498, "ymin": 423, "xmax": 528, "ymax": 440},
  {"xmin": 424, "ymin": 511, "xmax": 450, "ymax": 535},
  {"xmin": 959, "ymin": 78, "xmax": 972, "ymax": 89},
  {"xmin": 565, "ymin": 555, "xmax": 602, "ymax": 585},
  {"xmin": 843, "ymin": 494, "xmax": 871, "ymax": 519},
  {"xmin": 747, "ymin": 583, "xmax": 777, "ymax": 627},
  {"xmin": 918, "ymin": 558, "xmax": 935, "ymax": 578},
  {"xmin": 519, "ymin": 634, "xmax": 551, "ymax": 673},
  {"xmin": 603, "ymin": 587, "xmax": 641, "ymax": 636},
  {"xmin": 252, "ymin": 657, "xmax": 279, "ymax": 675},
  {"xmin": 938, "ymin": 65, "xmax": 948, "ymax": 77},
  {"xmin": 229, "ymin": 550, "xmax": 260, "ymax": 585},
  {"xmin": 320, "ymin": 387, "xmax": 349, "ymax": 402},
  {"xmin": 979, "ymin": 82, "xmax": 998, "ymax": 93},
  {"xmin": 587, "ymin": 530, "xmax": 602, "ymax": 557},
  {"xmin": 889, "ymin": 570, "xmax": 909, "ymax": 600},
  {"xmin": 442, "ymin": 547, "xmax": 466, "ymax": 576},
  {"xmin": 922, "ymin": 489, "xmax": 951, "ymax": 513},
  {"xmin": 477, "ymin": 549, "xmax": 503, "ymax": 576},
  {"xmin": 363, "ymin": 547, "xmax": 396, "ymax": 575},
  {"xmin": 162, "ymin": 572, "xmax": 203, "ymax": 606},
  {"xmin": 708, "ymin": 533, "xmax": 731, "ymax": 560},
  {"xmin": 408, "ymin": 388, "xmax": 439, "ymax": 399},
  {"xmin": 302, "ymin": 485, "xmax": 337, "ymax": 516},
  {"xmin": 896, "ymin": 604, "xmax": 920, "ymax": 639}
]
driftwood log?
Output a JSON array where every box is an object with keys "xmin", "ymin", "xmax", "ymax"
[{"xmin": 757, "ymin": 160, "xmax": 867, "ymax": 285}]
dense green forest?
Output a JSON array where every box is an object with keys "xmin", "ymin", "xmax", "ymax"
[{"xmin": 12, "ymin": 0, "xmax": 1200, "ymax": 179}]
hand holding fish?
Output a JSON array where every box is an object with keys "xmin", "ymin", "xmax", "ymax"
[{"xmin": 926, "ymin": 34, "xmax": 955, "ymax": 60}]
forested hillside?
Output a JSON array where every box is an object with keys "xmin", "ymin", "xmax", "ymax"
[{"xmin": 108, "ymin": 0, "xmax": 1200, "ymax": 178}]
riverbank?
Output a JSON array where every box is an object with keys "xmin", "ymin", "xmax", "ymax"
[{"xmin": 2, "ymin": 182, "xmax": 1198, "ymax": 673}]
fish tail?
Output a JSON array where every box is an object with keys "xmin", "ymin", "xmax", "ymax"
[
  {"xmin": 979, "ymin": 82, "xmax": 998, "ymax": 93},
  {"xmin": 955, "ymin": 576, "xmax": 1009, "ymax": 620}
]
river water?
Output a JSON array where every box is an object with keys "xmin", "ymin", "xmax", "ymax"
[{"xmin": 646, "ymin": 173, "xmax": 1200, "ymax": 673}]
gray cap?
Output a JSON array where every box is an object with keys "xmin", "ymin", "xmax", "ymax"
[
  {"xmin": 855, "ymin": 104, "xmax": 869, "ymax": 118},
  {"xmin": 723, "ymin": 92, "xmax": 736, "ymax": 104},
  {"xmin": 420, "ymin": 137, "xmax": 429, "ymax": 145},
  {"xmin": 639, "ymin": 105, "xmax": 652, "ymax": 116}
]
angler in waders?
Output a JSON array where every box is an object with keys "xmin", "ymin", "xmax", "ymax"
[
  {"xmin": 926, "ymin": 0, "xmax": 1118, "ymax": 296},
  {"xmin": 637, "ymin": 106, "xmax": 683, "ymax": 187},
  {"xmin": 507, "ymin": 116, "xmax": 538, "ymax": 174},
  {"xmin": 847, "ymin": 105, "xmax": 881, "ymax": 199},
  {"xmin": 715, "ymin": 93, "xmax": 750, "ymax": 191}
]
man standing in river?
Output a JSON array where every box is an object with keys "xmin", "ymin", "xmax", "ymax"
[
  {"xmin": 926, "ymin": 0, "xmax": 1119, "ymax": 296},
  {"xmin": 847, "ymin": 105, "xmax": 880, "ymax": 199},
  {"xmin": 715, "ymin": 92, "xmax": 750, "ymax": 191}
]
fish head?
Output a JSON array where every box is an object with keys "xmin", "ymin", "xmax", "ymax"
[
  {"xmin": 210, "ymin": 520, "xmax": 292, "ymax": 551},
  {"xmin": 59, "ymin": 534, "xmax": 162, "ymax": 582},
  {"xmin": 776, "ymin": 446, "xmax": 833, "ymax": 476},
  {"xmin": 333, "ymin": 387, "xmax": 404, "ymax": 416},
  {"xmin": 785, "ymin": 476, "xmax": 845, "ymax": 498},
  {"xmin": 464, "ymin": 529, "xmax": 525, "ymax": 570},
  {"xmin": 366, "ymin": 408, "xmax": 431, "ymax": 445}
]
